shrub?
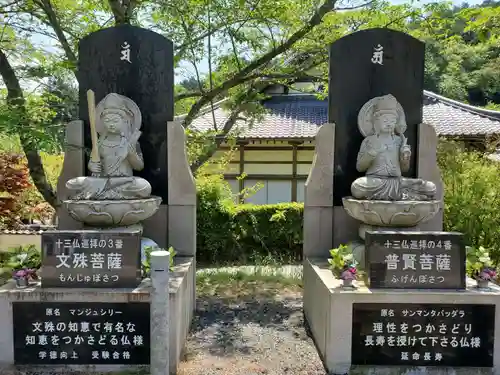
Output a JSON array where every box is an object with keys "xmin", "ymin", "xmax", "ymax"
[
  {"xmin": 229, "ymin": 203, "xmax": 303, "ymax": 263},
  {"xmin": 0, "ymin": 245, "xmax": 41, "ymax": 282},
  {"xmin": 0, "ymin": 152, "xmax": 32, "ymax": 229},
  {"xmin": 438, "ymin": 140, "xmax": 500, "ymax": 264},
  {"xmin": 17, "ymin": 152, "xmax": 62, "ymax": 224},
  {"xmin": 196, "ymin": 175, "xmax": 303, "ymax": 264},
  {"xmin": 0, "ymin": 245, "xmax": 41, "ymax": 271},
  {"xmin": 196, "ymin": 174, "xmax": 236, "ymax": 264}
]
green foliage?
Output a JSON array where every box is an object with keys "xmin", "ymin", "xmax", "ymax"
[
  {"xmin": 327, "ymin": 244, "xmax": 356, "ymax": 276},
  {"xmin": 0, "ymin": 90, "xmax": 66, "ymax": 154},
  {"xmin": 0, "ymin": 245, "xmax": 41, "ymax": 278},
  {"xmin": 141, "ymin": 246, "xmax": 177, "ymax": 277},
  {"xmin": 196, "ymin": 175, "xmax": 303, "ymax": 264},
  {"xmin": 438, "ymin": 140, "xmax": 500, "ymax": 264},
  {"xmin": 466, "ymin": 245, "xmax": 493, "ymax": 277}
]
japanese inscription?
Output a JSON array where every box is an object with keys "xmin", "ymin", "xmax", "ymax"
[
  {"xmin": 371, "ymin": 44, "xmax": 383, "ymax": 65},
  {"xmin": 41, "ymin": 230, "xmax": 141, "ymax": 288},
  {"xmin": 120, "ymin": 41, "xmax": 131, "ymax": 63},
  {"xmin": 365, "ymin": 231, "xmax": 466, "ymax": 289},
  {"xmin": 351, "ymin": 303, "xmax": 495, "ymax": 367},
  {"xmin": 13, "ymin": 302, "xmax": 150, "ymax": 365}
]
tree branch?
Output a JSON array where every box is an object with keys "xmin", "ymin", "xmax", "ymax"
[
  {"xmin": 174, "ymin": 73, "xmax": 325, "ymax": 102},
  {"xmin": 336, "ymin": 0, "xmax": 376, "ymax": 11},
  {"xmin": 34, "ymin": 0, "xmax": 77, "ymax": 65},
  {"xmin": 181, "ymin": 0, "xmax": 338, "ymax": 128},
  {"xmin": 108, "ymin": 0, "xmax": 136, "ymax": 25},
  {"xmin": 0, "ymin": 48, "xmax": 59, "ymax": 209},
  {"xmin": 189, "ymin": 105, "xmax": 246, "ymax": 173}
]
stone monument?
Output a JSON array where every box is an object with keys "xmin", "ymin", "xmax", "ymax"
[
  {"xmin": 342, "ymin": 93, "xmax": 441, "ymax": 264},
  {"xmin": 64, "ymin": 91, "xmax": 161, "ymax": 228},
  {"xmin": 302, "ymin": 28, "xmax": 500, "ymax": 374},
  {"xmin": 0, "ymin": 24, "xmax": 196, "ymax": 375}
]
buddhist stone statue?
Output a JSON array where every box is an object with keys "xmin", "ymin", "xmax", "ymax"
[
  {"xmin": 351, "ymin": 94, "xmax": 436, "ymax": 201},
  {"xmin": 66, "ymin": 93, "xmax": 152, "ymax": 200}
]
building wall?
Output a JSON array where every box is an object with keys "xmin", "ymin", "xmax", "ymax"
[{"xmin": 207, "ymin": 140, "xmax": 316, "ymax": 204}]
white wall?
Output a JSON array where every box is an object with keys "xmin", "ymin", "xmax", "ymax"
[{"xmin": 244, "ymin": 180, "xmax": 292, "ymax": 204}]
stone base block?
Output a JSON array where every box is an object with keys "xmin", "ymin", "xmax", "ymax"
[
  {"xmin": 0, "ymin": 256, "xmax": 195, "ymax": 375},
  {"xmin": 303, "ymin": 257, "xmax": 500, "ymax": 375},
  {"xmin": 358, "ymin": 224, "xmax": 420, "ymax": 240}
]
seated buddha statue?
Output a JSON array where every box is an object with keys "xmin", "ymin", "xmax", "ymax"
[
  {"xmin": 66, "ymin": 93, "xmax": 152, "ymax": 200},
  {"xmin": 351, "ymin": 94, "xmax": 436, "ymax": 201}
]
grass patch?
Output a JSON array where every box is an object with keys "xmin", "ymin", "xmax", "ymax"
[{"xmin": 196, "ymin": 267, "xmax": 303, "ymax": 297}]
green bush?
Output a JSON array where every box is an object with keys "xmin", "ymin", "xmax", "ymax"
[
  {"xmin": 196, "ymin": 174, "xmax": 303, "ymax": 264},
  {"xmin": 0, "ymin": 245, "xmax": 41, "ymax": 281},
  {"xmin": 196, "ymin": 174, "xmax": 235, "ymax": 264},
  {"xmin": 196, "ymin": 139, "xmax": 500, "ymax": 266},
  {"xmin": 438, "ymin": 140, "xmax": 500, "ymax": 264}
]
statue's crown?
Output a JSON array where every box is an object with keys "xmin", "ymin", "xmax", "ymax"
[
  {"xmin": 373, "ymin": 94, "xmax": 398, "ymax": 114},
  {"xmin": 100, "ymin": 93, "xmax": 135, "ymax": 118}
]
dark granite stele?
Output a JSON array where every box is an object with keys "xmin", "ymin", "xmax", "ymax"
[
  {"xmin": 0, "ymin": 366, "xmax": 149, "ymax": 375},
  {"xmin": 351, "ymin": 303, "xmax": 495, "ymax": 368},
  {"xmin": 13, "ymin": 302, "xmax": 150, "ymax": 366},
  {"xmin": 365, "ymin": 231, "xmax": 466, "ymax": 290},
  {"xmin": 41, "ymin": 230, "xmax": 142, "ymax": 289},
  {"xmin": 329, "ymin": 28, "xmax": 425, "ymax": 206},
  {"xmin": 78, "ymin": 24, "xmax": 174, "ymax": 203}
]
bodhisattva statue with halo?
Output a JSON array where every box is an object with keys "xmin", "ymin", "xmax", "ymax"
[
  {"xmin": 351, "ymin": 94, "xmax": 436, "ymax": 201},
  {"xmin": 64, "ymin": 91, "xmax": 161, "ymax": 228},
  {"xmin": 343, "ymin": 94, "xmax": 441, "ymax": 252}
]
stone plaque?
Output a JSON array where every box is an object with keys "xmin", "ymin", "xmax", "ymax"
[
  {"xmin": 352, "ymin": 303, "xmax": 495, "ymax": 367},
  {"xmin": 13, "ymin": 302, "xmax": 150, "ymax": 365},
  {"xmin": 41, "ymin": 230, "xmax": 142, "ymax": 288},
  {"xmin": 329, "ymin": 28, "xmax": 424, "ymax": 205},
  {"xmin": 78, "ymin": 25, "xmax": 174, "ymax": 203},
  {"xmin": 365, "ymin": 231, "xmax": 465, "ymax": 290}
]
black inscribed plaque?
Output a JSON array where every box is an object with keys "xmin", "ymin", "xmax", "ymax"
[
  {"xmin": 329, "ymin": 28, "xmax": 424, "ymax": 205},
  {"xmin": 41, "ymin": 230, "xmax": 142, "ymax": 288},
  {"xmin": 365, "ymin": 231, "xmax": 466, "ymax": 290},
  {"xmin": 78, "ymin": 25, "xmax": 174, "ymax": 203},
  {"xmin": 13, "ymin": 302, "xmax": 150, "ymax": 365},
  {"xmin": 351, "ymin": 303, "xmax": 495, "ymax": 367}
]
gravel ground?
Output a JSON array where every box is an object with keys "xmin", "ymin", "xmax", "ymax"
[{"xmin": 177, "ymin": 279, "xmax": 326, "ymax": 375}]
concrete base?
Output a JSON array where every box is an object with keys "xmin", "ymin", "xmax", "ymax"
[
  {"xmin": 303, "ymin": 257, "xmax": 500, "ymax": 375},
  {"xmin": 0, "ymin": 256, "xmax": 195, "ymax": 375}
]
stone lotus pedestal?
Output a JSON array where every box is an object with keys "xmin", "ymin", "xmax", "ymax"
[
  {"xmin": 342, "ymin": 197, "xmax": 441, "ymax": 266},
  {"xmin": 64, "ymin": 196, "xmax": 162, "ymax": 227}
]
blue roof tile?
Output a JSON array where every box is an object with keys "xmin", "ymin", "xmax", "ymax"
[{"xmin": 188, "ymin": 91, "xmax": 500, "ymax": 139}]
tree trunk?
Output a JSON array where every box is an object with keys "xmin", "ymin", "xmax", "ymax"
[
  {"xmin": 0, "ymin": 49, "xmax": 59, "ymax": 209},
  {"xmin": 108, "ymin": 0, "xmax": 136, "ymax": 25}
]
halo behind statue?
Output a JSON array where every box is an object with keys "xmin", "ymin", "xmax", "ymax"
[
  {"xmin": 357, "ymin": 94, "xmax": 407, "ymax": 137},
  {"xmin": 95, "ymin": 93, "xmax": 142, "ymax": 135}
]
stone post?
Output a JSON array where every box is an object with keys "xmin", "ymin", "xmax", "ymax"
[
  {"xmin": 150, "ymin": 250, "xmax": 170, "ymax": 375},
  {"xmin": 56, "ymin": 120, "xmax": 85, "ymax": 230},
  {"xmin": 303, "ymin": 122, "xmax": 335, "ymax": 258}
]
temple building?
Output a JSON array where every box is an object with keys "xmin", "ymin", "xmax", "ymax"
[{"xmin": 185, "ymin": 83, "xmax": 500, "ymax": 204}]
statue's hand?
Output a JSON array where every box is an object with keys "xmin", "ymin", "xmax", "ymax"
[
  {"xmin": 366, "ymin": 138, "xmax": 383, "ymax": 157},
  {"xmin": 130, "ymin": 130, "xmax": 141, "ymax": 144},
  {"xmin": 88, "ymin": 160, "xmax": 102, "ymax": 174},
  {"xmin": 400, "ymin": 135, "xmax": 411, "ymax": 160},
  {"xmin": 128, "ymin": 130, "xmax": 142, "ymax": 152}
]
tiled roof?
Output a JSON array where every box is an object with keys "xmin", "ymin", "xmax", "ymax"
[
  {"xmin": 0, "ymin": 229, "xmax": 45, "ymax": 235},
  {"xmin": 0, "ymin": 225, "xmax": 55, "ymax": 235},
  {"xmin": 187, "ymin": 91, "xmax": 500, "ymax": 139}
]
